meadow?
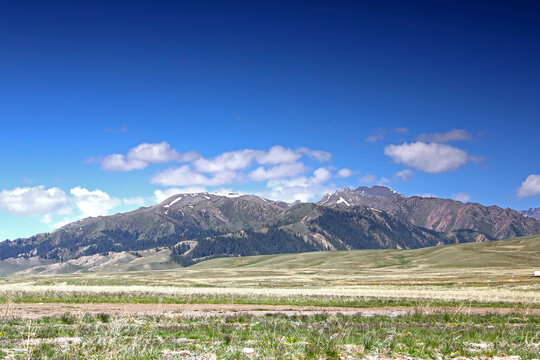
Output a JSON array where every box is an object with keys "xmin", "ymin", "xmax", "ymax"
[{"xmin": 0, "ymin": 236, "xmax": 539, "ymax": 359}]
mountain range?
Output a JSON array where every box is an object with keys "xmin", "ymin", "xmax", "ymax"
[
  {"xmin": 518, "ymin": 207, "xmax": 540, "ymax": 221},
  {"xmin": 318, "ymin": 186, "xmax": 539, "ymax": 239},
  {"xmin": 0, "ymin": 186, "xmax": 538, "ymax": 273}
]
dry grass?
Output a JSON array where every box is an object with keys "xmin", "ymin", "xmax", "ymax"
[{"xmin": 0, "ymin": 281, "xmax": 538, "ymax": 306}]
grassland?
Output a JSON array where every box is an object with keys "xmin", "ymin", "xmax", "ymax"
[
  {"xmin": 0, "ymin": 312, "xmax": 538, "ymax": 359},
  {"xmin": 0, "ymin": 236, "xmax": 539, "ymax": 358},
  {"xmin": 1, "ymin": 236, "xmax": 538, "ymax": 307}
]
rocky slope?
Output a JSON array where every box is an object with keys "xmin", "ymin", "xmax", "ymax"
[
  {"xmin": 0, "ymin": 187, "xmax": 537, "ymax": 272},
  {"xmin": 518, "ymin": 207, "xmax": 540, "ymax": 221},
  {"xmin": 318, "ymin": 186, "xmax": 540, "ymax": 239},
  {"xmin": 0, "ymin": 193, "xmax": 289, "ymax": 262}
]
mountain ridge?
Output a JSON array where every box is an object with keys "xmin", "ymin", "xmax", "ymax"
[
  {"xmin": 518, "ymin": 207, "xmax": 540, "ymax": 221},
  {"xmin": 0, "ymin": 187, "xmax": 538, "ymax": 272},
  {"xmin": 318, "ymin": 186, "xmax": 540, "ymax": 239}
]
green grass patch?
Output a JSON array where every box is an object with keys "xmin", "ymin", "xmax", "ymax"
[
  {"xmin": 0, "ymin": 312, "xmax": 538, "ymax": 359},
  {"xmin": 1, "ymin": 293, "xmax": 538, "ymax": 309}
]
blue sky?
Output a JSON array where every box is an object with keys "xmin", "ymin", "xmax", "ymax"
[{"xmin": 1, "ymin": 0, "xmax": 539, "ymax": 240}]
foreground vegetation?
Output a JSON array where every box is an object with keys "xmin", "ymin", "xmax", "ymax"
[{"xmin": 0, "ymin": 312, "xmax": 538, "ymax": 359}]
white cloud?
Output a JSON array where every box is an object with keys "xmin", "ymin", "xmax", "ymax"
[
  {"xmin": 0, "ymin": 185, "xmax": 123, "ymax": 230},
  {"xmin": 123, "ymin": 197, "xmax": 146, "ymax": 206},
  {"xmin": 100, "ymin": 154, "xmax": 147, "ymax": 171},
  {"xmin": 257, "ymin": 145, "xmax": 301, "ymax": 164},
  {"xmin": 297, "ymin": 148, "xmax": 332, "ymax": 162},
  {"xmin": 248, "ymin": 163, "xmax": 306, "ymax": 181},
  {"xmin": 192, "ymin": 146, "xmax": 330, "ymax": 174},
  {"xmin": 260, "ymin": 167, "xmax": 336, "ymax": 203},
  {"xmin": 193, "ymin": 149, "xmax": 258, "ymax": 173},
  {"xmin": 517, "ymin": 174, "xmax": 540, "ymax": 198},
  {"xmin": 70, "ymin": 187, "xmax": 121, "ymax": 218},
  {"xmin": 151, "ymin": 165, "xmax": 238, "ymax": 187},
  {"xmin": 153, "ymin": 187, "xmax": 207, "ymax": 203},
  {"xmin": 337, "ymin": 168, "xmax": 353, "ymax": 178},
  {"xmin": 0, "ymin": 186, "xmax": 70, "ymax": 216},
  {"xmin": 452, "ymin": 192, "xmax": 471, "ymax": 202},
  {"xmin": 417, "ymin": 129, "xmax": 473, "ymax": 143},
  {"xmin": 394, "ymin": 169, "xmax": 413, "ymax": 181},
  {"xmin": 384, "ymin": 141, "xmax": 470, "ymax": 173},
  {"xmin": 101, "ymin": 142, "xmax": 185, "ymax": 171},
  {"xmin": 312, "ymin": 167, "xmax": 332, "ymax": 184}
]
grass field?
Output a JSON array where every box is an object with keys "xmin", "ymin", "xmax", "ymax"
[
  {"xmin": 1, "ymin": 236, "xmax": 538, "ymax": 307},
  {"xmin": 0, "ymin": 236, "xmax": 539, "ymax": 358},
  {"xmin": 0, "ymin": 311, "xmax": 538, "ymax": 359}
]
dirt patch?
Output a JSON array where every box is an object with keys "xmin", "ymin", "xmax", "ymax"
[{"xmin": 1, "ymin": 303, "xmax": 538, "ymax": 319}]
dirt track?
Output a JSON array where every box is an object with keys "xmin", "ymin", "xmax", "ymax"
[{"xmin": 1, "ymin": 303, "xmax": 538, "ymax": 319}]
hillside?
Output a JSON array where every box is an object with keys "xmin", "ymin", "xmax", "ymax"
[
  {"xmin": 519, "ymin": 207, "xmax": 540, "ymax": 221},
  {"xmin": 192, "ymin": 234, "xmax": 540, "ymax": 272},
  {"xmin": 318, "ymin": 186, "xmax": 540, "ymax": 239},
  {"xmin": 0, "ymin": 187, "xmax": 538, "ymax": 271},
  {"xmin": 5, "ymin": 235, "xmax": 538, "ymax": 277}
]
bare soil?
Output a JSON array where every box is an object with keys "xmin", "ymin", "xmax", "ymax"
[{"xmin": 1, "ymin": 303, "xmax": 538, "ymax": 319}]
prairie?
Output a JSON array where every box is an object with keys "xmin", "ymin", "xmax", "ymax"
[{"xmin": 0, "ymin": 236, "xmax": 539, "ymax": 359}]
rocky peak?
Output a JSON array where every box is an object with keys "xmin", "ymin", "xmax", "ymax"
[{"xmin": 318, "ymin": 185, "xmax": 403, "ymax": 207}]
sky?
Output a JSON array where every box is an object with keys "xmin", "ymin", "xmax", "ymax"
[{"xmin": 1, "ymin": 0, "xmax": 539, "ymax": 240}]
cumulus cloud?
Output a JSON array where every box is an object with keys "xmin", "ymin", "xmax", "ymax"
[
  {"xmin": 98, "ymin": 143, "xmax": 333, "ymax": 193},
  {"xmin": 297, "ymin": 148, "xmax": 332, "ymax": 162},
  {"xmin": 151, "ymin": 165, "xmax": 238, "ymax": 187},
  {"xmin": 0, "ymin": 186, "xmax": 70, "ymax": 216},
  {"xmin": 193, "ymin": 149, "xmax": 258, "ymax": 173},
  {"xmin": 70, "ymin": 187, "xmax": 121, "ymax": 218},
  {"xmin": 312, "ymin": 168, "xmax": 333, "ymax": 183},
  {"xmin": 249, "ymin": 163, "xmax": 306, "ymax": 181},
  {"xmin": 417, "ymin": 129, "xmax": 473, "ymax": 143},
  {"xmin": 517, "ymin": 174, "xmax": 540, "ymax": 198},
  {"xmin": 143, "ymin": 145, "xmax": 333, "ymax": 187},
  {"xmin": 258, "ymin": 146, "xmax": 302, "ymax": 164},
  {"xmin": 101, "ymin": 142, "xmax": 187, "ymax": 171},
  {"xmin": 0, "ymin": 185, "xmax": 124, "ymax": 230},
  {"xmin": 262, "ymin": 168, "xmax": 337, "ymax": 203},
  {"xmin": 452, "ymin": 192, "xmax": 471, "ymax": 202},
  {"xmin": 394, "ymin": 169, "xmax": 413, "ymax": 181},
  {"xmin": 192, "ymin": 146, "xmax": 329, "ymax": 173},
  {"xmin": 337, "ymin": 168, "xmax": 353, "ymax": 178},
  {"xmin": 384, "ymin": 141, "xmax": 471, "ymax": 173}
]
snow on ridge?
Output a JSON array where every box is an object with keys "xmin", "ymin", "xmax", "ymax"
[
  {"xmin": 336, "ymin": 197, "xmax": 351, "ymax": 206},
  {"xmin": 164, "ymin": 196, "xmax": 183, "ymax": 208},
  {"xmin": 210, "ymin": 192, "xmax": 243, "ymax": 198},
  {"xmin": 319, "ymin": 194, "xmax": 331, "ymax": 204}
]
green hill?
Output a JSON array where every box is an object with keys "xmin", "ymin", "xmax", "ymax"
[{"xmin": 192, "ymin": 234, "xmax": 540, "ymax": 272}]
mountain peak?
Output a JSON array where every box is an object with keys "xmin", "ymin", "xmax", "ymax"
[
  {"xmin": 319, "ymin": 186, "xmax": 403, "ymax": 206},
  {"xmin": 353, "ymin": 185, "xmax": 404, "ymax": 198}
]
